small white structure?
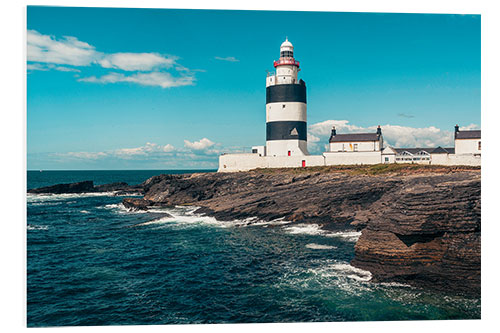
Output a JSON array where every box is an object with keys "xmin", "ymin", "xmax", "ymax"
[
  {"xmin": 323, "ymin": 126, "xmax": 384, "ymax": 165},
  {"xmin": 454, "ymin": 125, "xmax": 481, "ymax": 155}
]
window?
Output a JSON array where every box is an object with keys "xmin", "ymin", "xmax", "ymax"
[
  {"xmin": 385, "ymin": 157, "xmax": 389, "ymax": 162},
  {"xmin": 282, "ymin": 104, "xmax": 286, "ymax": 108},
  {"xmin": 478, "ymin": 141, "xmax": 481, "ymax": 150},
  {"xmin": 252, "ymin": 149, "xmax": 258, "ymax": 154},
  {"xmin": 353, "ymin": 144, "xmax": 358, "ymax": 152}
]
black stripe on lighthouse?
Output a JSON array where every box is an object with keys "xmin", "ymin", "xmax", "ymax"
[
  {"xmin": 266, "ymin": 83, "xmax": 307, "ymax": 104},
  {"xmin": 266, "ymin": 121, "xmax": 307, "ymax": 141}
]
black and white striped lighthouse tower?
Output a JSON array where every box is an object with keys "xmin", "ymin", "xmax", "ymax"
[{"xmin": 265, "ymin": 38, "xmax": 308, "ymax": 157}]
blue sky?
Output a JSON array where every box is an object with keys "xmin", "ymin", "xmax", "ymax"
[{"xmin": 27, "ymin": 7, "xmax": 481, "ymax": 170}]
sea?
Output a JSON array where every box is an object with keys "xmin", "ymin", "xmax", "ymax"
[{"xmin": 27, "ymin": 170, "xmax": 480, "ymax": 326}]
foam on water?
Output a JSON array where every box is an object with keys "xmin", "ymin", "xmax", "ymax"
[
  {"xmin": 27, "ymin": 192, "xmax": 116, "ymax": 203},
  {"xmin": 27, "ymin": 224, "xmax": 49, "ymax": 231},
  {"xmin": 325, "ymin": 231, "xmax": 362, "ymax": 242},
  {"xmin": 284, "ymin": 223, "xmax": 325, "ymax": 236},
  {"xmin": 305, "ymin": 243, "xmax": 337, "ymax": 250},
  {"xmin": 283, "ymin": 224, "xmax": 361, "ymax": 241}
]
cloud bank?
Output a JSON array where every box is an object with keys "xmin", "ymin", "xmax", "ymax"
[
  {"xmin": 27, "ymin": 30, "xmax": 195, "ymax": 88},
  {"xmin": 308, "ymin": 119, "xmax": 480, "ymax": 152}
]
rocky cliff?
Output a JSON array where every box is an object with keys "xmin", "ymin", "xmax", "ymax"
[{"xmin": 122, "ymin": 165, "xmax": 481, "ymax": 296}]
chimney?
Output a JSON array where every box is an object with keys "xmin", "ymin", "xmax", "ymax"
[
  {"xmin": 376, "ymin": 125, "xmax": 382, "ymax": 136},
  {"xmin": 455, "ymin": 124, "xmax": 459, "ymax": 139},
  {"xmin": 329, "ymin": 126, "xmax": 337, "ymax": 142}
]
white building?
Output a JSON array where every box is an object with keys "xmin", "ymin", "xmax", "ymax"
[
  {"xmin": 323, "ymin": 126, "xmax": 384, "ymax": 165},
  {"xmin": 217, "ymin": 39, "xmax": 481, "ymax": 172}
]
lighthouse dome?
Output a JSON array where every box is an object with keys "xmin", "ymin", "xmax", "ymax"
[
  {"xmin": 281, "ymin": 38, "xmax": 294, "ymax": 52},
  {"xmin": 280, "ymin": 38, "xmax": 293, "ymax": 49}
]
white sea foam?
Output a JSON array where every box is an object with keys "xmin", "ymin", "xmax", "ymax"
[
  {"xmin": 284, "ymin": 224, "xmax": 325, "ymax": 236},
  {"xmin": 80, "ymin": 210, "xmax": 90, "ymax": 214},
  {"xmin": 305, "ymin": 243, "xmax": 337, "ymax": 250},
  {"xmin": 283, "ymin": 223, "xmax": 361, "ymax": 242},
  {"xmin": 27, "ymin": 224, "xmax": 49, "ymax": 230},
  {"xmin": 27, "ymin": 192, "xmax": 115, "ymax": 203},
  {"xmin": 378, "ymin": 282, "xmax": 412, "ymax": 288},
  {"xmin": 249, "ymin": 217, "xmax": 292, "ymax": 227},
  {"xmin": 325, "ymin": 231, "xmax": 362, "ymax": 242}
]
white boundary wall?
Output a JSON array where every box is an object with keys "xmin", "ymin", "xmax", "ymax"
[
  {"xmin": 218, "ymin": 154, "xmax": 324, "ymax": 172},
  {"xmin": 323, "ymin": 151, "xmax": 382, "ymax": 165},
  {"xmin": 218, "ymin": 151, "xmax": 480, "ymax": 172},
  {"xmin": 430, "ymin": 153, "xmax": 481, "ymax": 166}
]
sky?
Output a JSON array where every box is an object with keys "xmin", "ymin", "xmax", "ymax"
[{"xmin": 26, "ymin": 6, "xmax": 481, "ymax": 170}]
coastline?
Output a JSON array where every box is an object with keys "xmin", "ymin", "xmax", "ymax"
[{"xmin": 28, "ymin": 165, "xmax": 481, "ymax": 297}]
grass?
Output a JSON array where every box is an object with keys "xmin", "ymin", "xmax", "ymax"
[{"xmin": 252, "ymin": 164, "xmax": 481, "ymax": 176}]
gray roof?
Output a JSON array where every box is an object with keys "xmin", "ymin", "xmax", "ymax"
[
  {"xmin": 329, "ymin": 133, "xmax": 380, "ymax": 143},
  {"xmin": 393, "ymin": 148, "xmax": 432, "ymax": 155},
  {"xmin": 456, "ymin": 130, "xmax": 481, "ymax": 139},
  {"xmin": 431, "ymin": 147, "xmax": 455, "ymax": 154},
  {"xmin": 393, "ymin": 147, "xmax": 455, "ymax": 155}
]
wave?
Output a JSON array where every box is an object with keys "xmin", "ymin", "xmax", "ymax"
[
  {"xmin": 283, "ymin": 224, "xmax": 361, "ymax": 241},
  {"xmin": 325, "ymin": 231, "xmax": 362, "ymax": 242},
  {"xmin": 305, "ymin": 243, "xmax": 337, "ymax": 250},
  {"xmin": 27, "ymin": 224, "xmax": 49, "ymax": 231},
  {"xmin": 27, "ymin": 192, "xmax": 116, "ymax": 203}
]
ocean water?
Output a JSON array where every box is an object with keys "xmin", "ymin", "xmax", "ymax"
[{"xmin": 27, "ymin": 170, "xmax": 480, "ymax": 326}]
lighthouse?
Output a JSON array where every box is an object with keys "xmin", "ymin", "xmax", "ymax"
[{"xmin": 265, "ymin": 38, "xmax": 308, "ymax": 156}]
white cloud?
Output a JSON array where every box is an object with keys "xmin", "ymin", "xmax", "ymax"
[
  {"xmin": 215, "ymin": 56, "xmax": 239, "ymax": 62},
  {"xmin": 27, "ymin": 63, "xmax": 80, "ymax": 72},
  {"xmin": 65, "ymin": 151, "xmax": 108, "ymax": 159},
  {"xmin": 309, "ymin": 119, "xmax": 480, "ymax": 148},
  {"xmin": 98, "ymin": 52, "xmax": 177, "ymax": 71},
  {"xmin": 114, "ymin": 142, "xmax": 176, "ymax": 158},
  {"xmin": 78, "ymin": 72, "xmax": 195, "ymax": 88},
  {"xmin": 184, "ymin": 138, "xmax": 215, "ymax": 150},
  {"xmin": 27, "ymin": 30, "xmax": 99, "ymax": 66},
  {"xmin": 27, "ymin": 30, "xmax": 196, "ymax": 88}
]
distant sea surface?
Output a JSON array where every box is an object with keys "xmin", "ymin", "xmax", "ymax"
[{"xmin": 27, "ymin": 170, "xmax": 480, "ymax": 326}]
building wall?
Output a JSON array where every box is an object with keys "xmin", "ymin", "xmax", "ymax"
[
  {"xmin": 430, "ymin": 153, "xmax": 481, "ymax": 166},
  {"xmin": 276, "ymin": 65, "xmax": 299, "ymax": 84},
  {"xmin": 329, "ymin": 140, "xmax": 381, "ymax": 152},
  {"xmin": 455, "ymin": 138, "xmax": 481, "ymax": 155},
  {"xmin": 218, "ymin": 153, "xmax": 325, "ymax": 172},
  {"xmin": 266, "ymin": 102, "xmax": 306, "ymax": 122},
  {"xmin": 382, "ymin": 154, "xmax": 395, "ymax": 163},
  {"xmin": 323, "ymin": 151, "xmax": 382, "ymax": 165},
  {"xmin": 266, "ymin": 139, "xmax": 308, "ymax": 157}
]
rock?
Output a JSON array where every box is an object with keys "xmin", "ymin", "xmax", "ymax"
[
  {"xmin": 95, "ymin": 182, "xmax": 144, "ymax": 194},
  {"xmin": 28, "ymin": 180, "xmax": 95, "ymax": 194},
  {"xmin": 28, "ymin": 180, "xmax": 144, "ymax": 195},
  {"xmin": 122, "ymin": 197, "xmax": 151, "ymax": 210}
]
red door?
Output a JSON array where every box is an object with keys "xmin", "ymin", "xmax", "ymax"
[
  {"xmin": 288, "ymin": 151, "xmax": 291, "ymax": 156},
  {"xmin": 302, "ymin": 160, "xmax": 306, "ymax": 167}
]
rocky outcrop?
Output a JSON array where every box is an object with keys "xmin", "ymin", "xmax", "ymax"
[
  {"xmin": 28, "ymin": 181, "xmax": 143, "ymax": 195},
  {"xmin": 350, "ymin": 174, "xmax": 481, "ymax": 295},
  {"xmin": 122, "ymin": 166, "xmax": 480, "ymax": 295},
  {"xmin": 28, "ymin": 180, "xmax": 95, "ymax": 194}
]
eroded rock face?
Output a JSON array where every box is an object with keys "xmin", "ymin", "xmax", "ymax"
[
  {"xmin": 351, "ymin": 174, "xmax": 481, "ymax": 295},
  {"xmin": 122, "ymin": 168, "xmax": 480, "ymax": 295}
]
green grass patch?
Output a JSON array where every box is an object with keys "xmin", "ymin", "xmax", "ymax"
[{"xmin": 252, "ymin": 164, "xmax": 480, "ymax": 176}]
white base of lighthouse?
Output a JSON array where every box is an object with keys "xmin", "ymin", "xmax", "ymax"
[{"xmin": 266, "ymin": 140, "xmax": 308, "ymax": 157}]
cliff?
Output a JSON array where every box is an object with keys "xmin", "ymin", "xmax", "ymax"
[{"xmin": 123, "ymin": 165, "xmax": 481, "ymax": 296}]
